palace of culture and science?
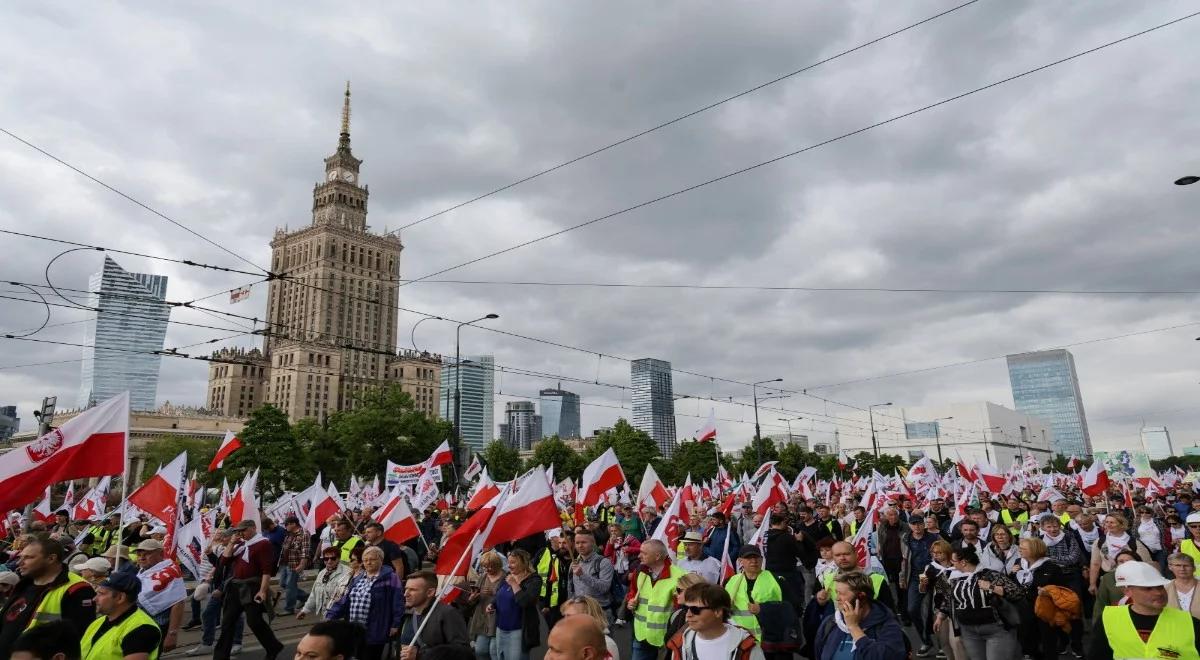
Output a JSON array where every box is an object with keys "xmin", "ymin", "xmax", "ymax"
[{"xmin": 205, "ymin": 84, "xmax": 441, "ymax": 422}]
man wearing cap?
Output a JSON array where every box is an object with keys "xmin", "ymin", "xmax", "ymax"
[
  {"xmin": 75, "ymin": 556, "xmax": 112, "ymax": 587},
  {"xmin": 1180, "ymin": 513, "xmax": 1200, "ymax": 577},
  {"xmin": 0, "ymin": 573, "xmax": 18, "ymax": 610},
  {"xmin": 0, "ymin": 537, "xmax": 96, "ymax": 658},
  {"xmin": 80, "ymin": 572, "xmax": 162, "ymax": 659},
  {"xmin": 724, "ymin": 546, "xmax": 783, "ymax": 640},
  {"xmin": 50, "ymin": 511, "xmax": 70, "ymax": 536},
  {"xmin": 677, "ymin": 531, "xmax": 722, "ymax": 584},
  {"xmin": 133, "ymin": 539, "xmax": 186, "ymax": 651},
  {"xmin": 1090, "ymin": 560, "xmax": 1200, "ymax": 660},
  {"xmin": 214, "ymin": 519, "xmax": 283, "ymax": 660},
  {"xmin": 277, "ymin": 515, "xmax": 309, "ymax": 616}
]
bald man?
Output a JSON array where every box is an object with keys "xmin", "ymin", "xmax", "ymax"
[{"xmin": 546, "ymin": 614, "xmax": 608, "ymax": 660}]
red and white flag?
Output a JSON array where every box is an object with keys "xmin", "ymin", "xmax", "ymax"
[
  {"xmin": 751, "ymin": 471, "xmax": 786, "ymax": 516},
  {"xmin": 463, "ymin": 455, "xmax": 483, "ymax": 482},
  {"xmin": 0, "ymin": 391, "xmax": 128, "ymax": 513},
  {"xmin": 228, "ymin": 468, "xmax": 260, "ymax": 524},
  {"xmin": 651, "ymin": 487, "xmax": 687, "ymax": 550},
  {"xmin": 425, "ymin": 440, "xmax": 454, "ymax": 469},
  {"xmin": 483, "ymin": 467, "xmax": 561, "ymax": 547},
  {"xmin": 208, "ymin": 430, "xmax": 243, "ymax": 472},
  {"xmin": 579, "ymin": 448, "xmax": 625, "ymax": 508},
  {"xmin": 466, "ymin": 471, "xmax": 501, "ymax": 511},
  {"xmin": 718, "ymin": 522, "xmax": 736, "ymax": 583},
  {"xmin": 74, "ymin": 476, "xmax": 111, "ymax": 520},
  {"xmin": 636, "ymin": 464, "xmax": 670, "ymax": 511},
  {"xmin": 411, "ymin": 467, "xmax": 440, "ymax": 513},
  {"xmin": 696, "ymin": 410, "xmax": 717, "ymax": 443},
  {"xmin": 376, "ymin": 488, "xmax": 421, "ymax": 545},
  {"xmin": 303, "ymin": 477, "xmax": 343, "ymax": 535},
  {"xmin": 850, "ymin": 508, "xmax": 875, "ymax": 569},
  {"xmin": 751, "ymin": 462, "xmax": 779, "ymax": 482},
  {"xmin": 1082, "ymin": 460, "xmax": 1110, "ymax": 498},
  {"xmin": 436, "ymin": 485, "xmax": 507, "ymax": 577},
  {"xmin": 439, "ymin": 585, "xmax": 465, "ymax": 606},
  {"xmin": 747, "ymin": 509, "xmax": 771, "ymax": 548},
  {"xmin": 62, "ymin": 482, "xmax": 75, "ymax": 513},
  {"xmin": 32, "ymin": 486, "xmax": 53, "ymax": 524},
  {"xmin": 128, "ymin": 452, "xmax": 187, "ymax": 525},
  {"xmin": 1066, "ymin": 455, "xmax": 1078, "ymax": 471},
  {"xmin": 974, "ymin": 463, "xmax": 1007, "ymax": 494}
]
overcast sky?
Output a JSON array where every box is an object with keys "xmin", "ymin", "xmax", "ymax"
[{"xmin": 2, "ymin": 1, "xmax": 1199, "ymax": 457}]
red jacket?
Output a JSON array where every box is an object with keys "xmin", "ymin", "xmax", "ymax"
[{"xmin": 604, "ymin": 536, "xmax": 641, "ymax": 568}]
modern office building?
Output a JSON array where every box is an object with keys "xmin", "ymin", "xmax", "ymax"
[
  {"xmin": 1006, "ymin": 349, "xmax": 1092, "ymax": 458},
  {"xmin": 1141, "ymin": 426, "xmax": 1174, "ymax": 460},
  {"xmin": 0, "ymin": 405, "xmax": 18, "ymax": 441},
  {"xmin": 836, "ymin": 401, "xmax": 1053, "ymax": 469},
  {"xmin": 499, "ymin": 401, "xmax": 542, "ymax": 451},
  {"xmin": 768, "ymin": 432, "xmax": 809, "ymax": 451},
  {"xmin": 539, "ymin": 387, "xmax": 581, "ymax": 439},
  {"xmin": 440, "ymin": 354, "xmax": 495, "ymax": 453},
  {"xmin": 78, "ymin": 256, "xmax": 170, "ymax": 410},
  {"xmin": 631, "ymin": 358, "xmax": 676, "ymax": 458}
]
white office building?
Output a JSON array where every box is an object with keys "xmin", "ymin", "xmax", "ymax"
[{"xmin": 835, "ymin": 401, "xmax": 1053, "ymax": 468}]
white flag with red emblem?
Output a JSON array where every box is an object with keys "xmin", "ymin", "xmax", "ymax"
[
  {"xmin": 464, "ymin": 454, "xmax": 483, "ymax": 482},
  {"xmin": 850, "ymin": 508, "xmax": 875, "ymax": 569},
  {"xmin": 651, "ymin": 487, "xmax": 687, "ymax": 550},
  {"xmin": 74, "ymin": 476, "xmax": 111, "ymax": 520},
  {"xmin": 0, "ymin": 391, "xmax": 128, "ymax": 513}
]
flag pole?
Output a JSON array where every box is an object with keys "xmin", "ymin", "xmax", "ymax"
[
  {"xmin": 113, "ymin": 402, "xmax": 131, "ymax": 570},
  {"xmin": 411, "ymin": 529, "xmax": 480, "ymax": 648}
]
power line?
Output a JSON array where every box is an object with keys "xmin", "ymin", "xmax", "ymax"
[
  {"xmin": 397, "ymin": 12, "xmax": 1200, "ymax": 287},
  {"xmin": 389, "ymin": 0, "xmax": 983, "ymax": 234},
  {"xmin": 0, "ymin": 132, "xmax": 270, "ymax": 275}
]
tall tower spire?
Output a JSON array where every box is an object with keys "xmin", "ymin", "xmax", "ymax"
[{"xmin": 339, "ymin": 81, "xmax": 351, "ymax": 150}]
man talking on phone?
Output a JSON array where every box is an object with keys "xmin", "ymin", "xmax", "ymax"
[
  {"xmin": 813, "ymin": 571, "xmax": 906, "ymax": 660},
  {"xmin": 214, "ymin": 519, "xmax": 284, "ymax": 660}
]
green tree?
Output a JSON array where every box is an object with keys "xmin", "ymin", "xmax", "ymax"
[
  {"xmin": 732, "ymin": 437, "xmax": 779, "ymax": 479},
  {"xmin": 137, "ymin": 436, "xmax": 220, "ymax": 484},
  {"xmin": 584, "ymin": 419, "xmax": 661, "ymax": 488},
  {"xmin": 220, "ymin": 405, "xmax": 312, "ymax": 498},
  {"xmin": 670, "ymin": 441, "xmax": 719, "ymax": 483},
  {"xmin": 481, "ymin": 440, "xmax": 522, "ymax": 481},
  {"xmin": 294, "ymin": 418, "xmax": 343, "ymax": 485},
  {"xmin": 524, "ymin": 437, "xmax": 585, "ymax": 482},
  {"xmin": 326, "ymin": 385, "xmax": 455, "ymax": 481}
]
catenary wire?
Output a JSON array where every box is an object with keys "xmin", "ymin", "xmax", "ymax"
[
  {"xmin": 397, "ymin": 12, "xmax": 1200, "ymax": 287},
  {"xmin": 390, "ymin": 0, "xmax": 983, "ymax": 234}
]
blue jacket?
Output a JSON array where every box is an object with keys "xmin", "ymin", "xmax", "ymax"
[
  {"xmin": 326, "ymin": 565, "xmax": 406, "ymax": 644},
  {"xmin": 813, "ymin": 603, "xmax": 907, "ymax": 660},
  {"xmin": 703, "ymin": 525, "xmax": 741, "ymax": 562}
]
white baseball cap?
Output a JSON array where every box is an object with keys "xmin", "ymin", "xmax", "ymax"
[
  {"xmin": 1187, "ymin": 512, "xmax": 1200, "ymax": 524},
  {"xmin": 1114, "ymin": 561, "xmax": 1170, "ymax": 588}
]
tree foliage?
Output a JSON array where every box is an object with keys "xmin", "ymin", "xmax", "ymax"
[
  {"xmin": 524, "ymin": 437, "xmax": 585, "ymax": 482},
  {"xmin": 481, "ymin": 440, "xmax": 522, "ymax": 481},
  {"xmin": 137, "ymin": 436, "xmax": 219, "ymax": 484},
  {"xmin": 669, "ymin": 441, "xmax": 720, "ymax": 484},
  {"xmin": 584, "ymin": 419, "xmax": 661, "ymax": 488},
  {"xmin": 326, "ymin": 386, "xmax": 454, "ymax": 479},
  {"xmin": 221, "ymin": 405, "xmax": 312, "ymax": 498},
  {"xmin": 732, "ymin": 437, "xmax": 780, "ymax": 479}
]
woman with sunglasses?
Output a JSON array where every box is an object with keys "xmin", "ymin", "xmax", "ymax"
[{"xmin": 298, "ymin": 547, "xmax": 353, "ymax": 620}]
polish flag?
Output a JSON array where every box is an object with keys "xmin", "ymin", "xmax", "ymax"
[
  {"xmin": 751, "ymin": 471, "xmax": 786, "ymax": 516},
  {"xmin": 955, "ymin": 453, "xmax": 977, "ymax": 483},
  {"xmin": 208, "ymin": 430, "xmax": 243, "ymax": 472},
  {"xmin": 696, "ymin": 410, "xmax": 717, "ymax": 443},
  {"xmin": 1082, "ymin": 460, "xmax": 1110, "ymax": 497},
  {"xmin": 751, "ymin": 462, "xmax": 779, "ymax": 482},
  {"xmin": 307, "ymin": 482, "xmax": 345, "ymax": 534},
  {"xmin": 0, "ymin": 392, "xmax": 128, "ymax": 513},
  {"xmin": 652, "ymin": 487, "xmax": 687, "ymax": 549},
  {"xmin": 483, "ymin": 467, "xmax": 561, "ymax": 547},
  {"xmin": 974, "ymin": 463, "xmax": 1007, "ymax": 494},
  {"xmin": 228, "ymin": 468, "xmax": 260, "ymax": 524},
  {"xmin": 636, "ymin": 464, "xmax": 670, "ymax": 510},
  {"xmin": 1066, "ymin": 455, "xmax": 1078, "ymax": 471},
  {"xmin": 718, "ymin": 522, "xmax": 736, "ymax": 583},
  {"xmin": 32, "ymin": 487, "xmax": 53, "ymax": 524},
  {"xmin": 425, "ymin": 440, "xmax": 454, "ymax": 469},
  {"xmin": 463, "ymin": 455, "xmax": 483, "ymax": 482},
  {"xmin": 128, "ymin": 452, "xmax": 187, "ymax": 525},
  {"xmin": 439, "ymin": 585, "xmax": 464, "ymax": 606},
  {"xmin": 579, "ymin": 448, "xmax": 625, "ymax": 509},
  {"xmin": 837, "ymin": 452, "xmax": 848, "ymax": 471},
  {"xmin": 74, "ymin": 476, "xmax": 111, "ymax": 520},
  {"xmin": 436, "ymin": 485, "xmax": 506, "ymax": 577},
  {"xmin": 376, "ymin": 488, "xmax": 421, "ymax": 545},
  {"xmin": 951, "ymin": 483, "xmax": 975, "ymax": 530},
  {"xmin": 62, "ymin": 482, "xmax": 75, "ymax": 514},
  {"xmin": 466, "ymin": 471, "xmax": 500, "ymax": 511}
]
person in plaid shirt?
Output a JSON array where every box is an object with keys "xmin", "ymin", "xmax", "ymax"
[{"xmin": 278, "ymin": 516, "xmax": 310, "ymax": 615}]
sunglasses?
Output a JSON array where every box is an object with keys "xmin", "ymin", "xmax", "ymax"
[
  {"xmin": 323, "ymin": 556, "xmax": 339, "ymax": 561},
  {"xmin": 683, "ymin": 605, "xmax": 715, "ymax": 615}
]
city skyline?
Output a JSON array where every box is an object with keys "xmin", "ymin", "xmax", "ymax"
[
  {"xmin": 2, "ymin": 3, "xmax": 1199, "ymax": 455},
  {"xmin": 1006, "ymin": 349, "xmax": 1093, "ymax": 459}
]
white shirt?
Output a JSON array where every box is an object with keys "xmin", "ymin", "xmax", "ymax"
[
  {"xmin": 678, "ymin": 555, "xmax": 723, "ymax": 585},
  {"xmin": 1180, "ymin": 584, "xmax": 1196, "ymax": 612},
  {"xmin": 694, "ymin": 627, "xmax": 736, "ymax": 660}
]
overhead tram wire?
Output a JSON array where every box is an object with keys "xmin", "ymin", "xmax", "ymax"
[
  {"xmin": 0, "ymin": 230, "xmax": 268, "ymax": 279},
  {"xmin": 390, "ymin": 0, "xmax": 984, "ymax": 234},
  {"xmin": 0, "ymin": 132, "xmax": 271, "ymax": 276},
  {"xmin": 397, "ymin": 12, "xmax": 1200, "ymax": 288}
]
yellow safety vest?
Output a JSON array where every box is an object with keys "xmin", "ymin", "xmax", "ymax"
[
  {"xmin": 81, "ymin": 607, "xmax": 162, "ymax": 660},
  {"xmin": 337, "ymin": 536, "xmax": 363, "ymax": 563},
  {"xmin": 848, "ymin": 519, "xmax": 862, "ymax": 536},
  {"xmin": 725, "ymin": 570, "xmax": 783, "ymax": 638},
  {"xmin": 632, "ymin": 565, "xmax": 687, "ymax": 647},
  {"xmin": 26, "ymin": 572, "xmax": 90, "ymax": 630},
  {"xmin": 536, "ymin": 548, "xmax": 560, "ymax": 604},
  {"xmin": 822, "ymin": 570, "xmax": 887, "ymax": 599},
  {"xmin": 1180, "ymin": 540, "xmax": 1200, "ymax": 578},
  {"xmin": 1102, "ymin": 605, "xmax": 1200, "ymax": 660},
  {"xmin": 1058, "ymin": 512, "xmax": 1071, "ymax": 526},
  {"xmin": 1000, "ymin": 509, "xmax": 1028, "ymax": 530}
]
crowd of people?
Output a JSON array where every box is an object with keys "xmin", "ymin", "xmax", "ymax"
[{"xmin": 4, "ymin": 470, "xmax": 1200, "ymax": 659}]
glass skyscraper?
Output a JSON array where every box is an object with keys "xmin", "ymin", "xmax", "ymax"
[
  {"xmin": 499, "ymin": 400, "xmax": 541, "ymax": 450},
  {"xmin": 440, "ymin": 354, "xmax": 495, "ymax": 453},
  {"xmin": 1006, "ymin": 349, "xmax": 1091, "ymax": 458},
  {"xmin": 631, "ymin": 358, "xmax": 676, "ymax": 458},
  {"xmin": 539, "ymin": 387, "xmax": 581, "ymax": 439},
  {"xmin": 78, "ymin": 257, "xmax": 169, "ymax": 410},
  {"xmin": 0, "ymin": 405, "xmax": 18, "ymax": 441}
]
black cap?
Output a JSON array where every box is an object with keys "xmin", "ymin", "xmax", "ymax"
[
  {"xmin": 738, "ymin": 546, "xmax": 763, "ymax": 559},
  {"xmin": 98, "ymin": 572, "xmax": 141, "ymax": 598}
]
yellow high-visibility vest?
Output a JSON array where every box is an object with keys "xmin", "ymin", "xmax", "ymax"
[
  {"xmin": 725, "ymin": 570, "xmax": 783, "ymax": 638},
  {"xmin": 337, "ymin": 536, "xmax": 363, "ymax": 563},
  {"xmin": 26, "ymin": 572, "xmax": 90, "ymax": 631},
  {"xmin": 632, "ymin": 566, "xmax": 686, "ymax": 647},
  {"xmin": 1102, "ymin": 605, "xmax": 1199, "ymax": 660},
  {"xmin": 80, "ymin": 607, "xmax": 162, "ymax": 660}
]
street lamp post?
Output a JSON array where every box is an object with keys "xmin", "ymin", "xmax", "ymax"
[
  {"xmin": 410, "ymin": 315, "xmax": 443, "ymax": 352},
  {"xmin": 868, "ymin": 403, "xmax": 892, "ymax": 458},
  {"xmin": 778, "ymin": 416, "xmax": 803, "ymax": 447},
  {"xmin": 932, "ymin": 416, "xmax": 954, "ymax": 464},
  {"xmin": 982, "ymin": 426, "xmax": 1002, "ymax": 464},
  {"xmin": 752, "ymin": 378, "xmax": 783, "ymax": 466},
  {"xmin": 455, "ymin": 314, "xmax": 499, "ymax": 470}
]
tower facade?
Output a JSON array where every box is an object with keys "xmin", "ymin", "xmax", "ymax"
[
  {"xmin": 79, "ymin": 256, "xmax": 169, "ymax": 410},
  {"xmin": 500, "ymin": 400, "xmax": 541, "ymax": 451},
  {"xmin": 440, "ymin": 355, "xmax": 495, "ymax": 452},
  {"xmin": 631, "ymin": 358, "xmax": 676, "ymax": 458},
  {"xmin": 539, "ymin": 387, "xmax": 581, "ymax": 439},
  {"xmin": 1006, "ymin": 349, "xmax": 1092, "ymax": 458},
  {"xmin": 206, "ymin": 84, "xmax": 440, "ymax": 422}
]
